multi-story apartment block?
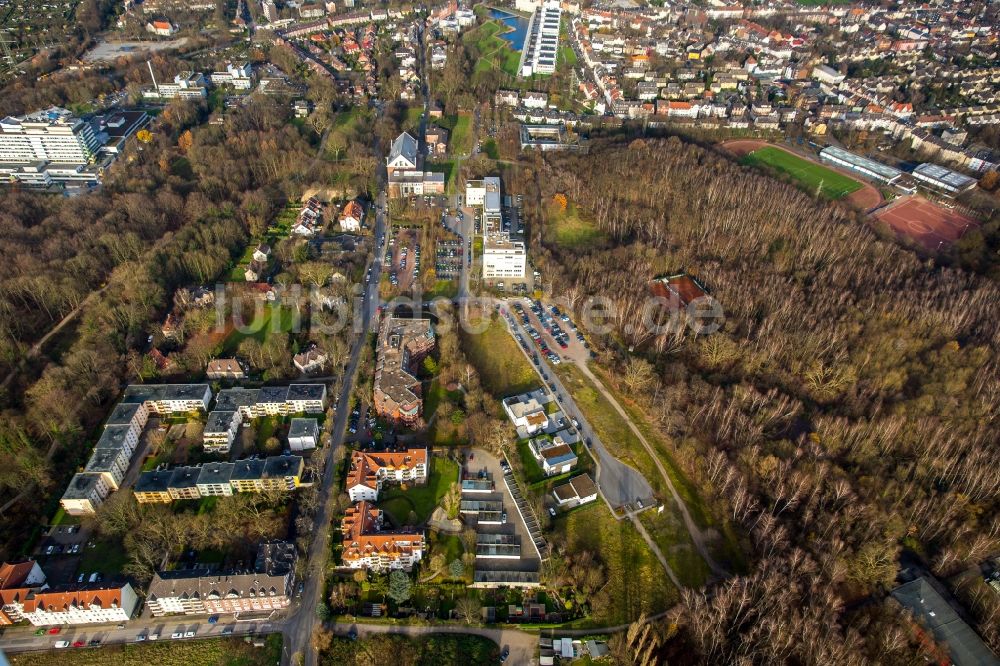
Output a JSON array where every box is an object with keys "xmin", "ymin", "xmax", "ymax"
[
  {"xmin": 341, "ymin": 502, "xmax": 424, "ymax": 571},
  {"xmin": 0, "ymin": 560, "xmax": 47, "ymax": 624},
  {"xmin": 214, "ymin": 385, "xmax": 326, "ymax": 419},
  {"xmin": 133, "ymin": 469, "xmax": 173, "ymax": 504},
  {"xmin": 104, "ymin": 401, "xmax": 150, "ymax": 441},
  {"xmin": 146, "ymin": 541, "xmax": 295, "ymax": 617},
  {"xmin": 83, "ymin": 447, "xmax": 129, "ymax": 491},
  {"xmin": 19, "ymin": 584, "xmax": 138, "ymax": 626},
  {"xmin": 203, "ymin": 410, "xmax": 240, "ymax": 453},
  {"xmin": 196, "ymin": 462, "xmax": 236, "ymax": 497},
  {"xmin": 346, "ymin": 449, "xmax": 428, "ymax": 502},
  {"xmin": 135, "ymin": 456, "xmax": 304, "ymax": 501},
  {"xmin": 373, "ymin": 317, "xmax": 435, "ymax": 427},
  {"xmin": 60, "ymin": 473, "xmax": 111, "ymax": 516},
  {"xmin": 167, "ymin": 466, "xmax": 202, "ymax": 500},
  {"xmin": 121, "ymin": 384, "xmax": 213, "ymax": 415}
]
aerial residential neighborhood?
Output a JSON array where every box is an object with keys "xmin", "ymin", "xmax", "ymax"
[{"xmin": 0, "ymin": 0, "xmax": 997, "ymax": 664}]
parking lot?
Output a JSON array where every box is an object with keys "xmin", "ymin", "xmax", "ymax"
[
  {"xmin": 506, "ymin": 298, "xmax": 592, "ymax": 369},
  {"xmin": 465, "ymin": 448, "xmax": 542, "ymax": 575},
  {"xmin": 386, "ymin": 229, "xmax": 421, "ymax": 292}
]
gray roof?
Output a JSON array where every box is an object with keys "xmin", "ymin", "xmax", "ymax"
[
  {"xmin": 197, "ymin": 462, "xmax": 235, "ymax": 486},
  {"xmin": 288, "ymin": 418, "xmax": 318, "ymax": 438},
  {"xmin": 214, "ymin": 388, "xmax": 260, "ymax": 411},
  {"xmin": 913, "ymin": 162, "xmax": 977, "ymax": 189},
  {"xmin": 258, "ymin": 386, "xmax": 290, "ymax": 404},
  {"xmin": 168, "ymin": 466, "xmax": 201, "ymax": 490},
  {"xmin": 122, "ymin": 383, "xmax": 211, "ymax": 404},
  {"xmin": 95, "ymin": 424, "xmax": 133, "ymax": 452},
  {"xmin": 147, "ymin": 568, "xmax": 291, "ymax": 604},
  {"xmin": 205, "ymin": 410, "xmax": 238, "ymax": 433},
  {"xmin": 105, "ymin": 402, "xmax": 143, "ymax": 426},
  {"xmin": 85, "ymin": 448, "xmax": 124, "ymax": 474},
  {"xmin": 891, "ymin": 577, "xmax": 1000, "ymax": 666},
  {"xmin": 62, "ymin": 473, "xmax": 105, "ymax": 499},
  {"xmin": 388, "ymin": 132, "xmax": 418, "ymax": 166},
  {"xmin": 262, "ymin": 455, "xmax": 303, "ymax": 479},
  {"xmin": 230, "ymin": 459, "xmax": 266, "ymax": 482},
  {"xmin": 135, "ymin": 470, "xmax": 172, "ymax": 493},
  {"xmin": 286, "ymin": 384, "xmax": 326, "ymax": 402},
  {"xmin": 254, "ymin": 541, "xmax": 297, "ymax": 576}
]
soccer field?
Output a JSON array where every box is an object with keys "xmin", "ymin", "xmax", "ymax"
[{"xmin": 742, "ymin": 146, "xmax": 862, "ymax": 199}]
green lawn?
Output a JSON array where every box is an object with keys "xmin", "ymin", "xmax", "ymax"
[
  {"xmin": 379, "ymin": 457, "xmax": 459, "ymax": 525},
  {"xmin": 741, "ymin": 146, "xmax": 862, "ymax": 199},
  {"xmin": 559, "ymin": 45, "xmax": 577, "ymax": 67},
  {"xmin": 11, "ymin": 636, "xmax": 283, "ymax": 666},
  {"xmin": 79, "ymin": 536, "xmax": 129, "ymax": 576},
  {"xmin": 481, "ymin": 138, "xmax": 499, "ymax": 159},
  {"xmin": 555, "ymin": 363, "xmax": 663, "ymax": 494},
  {"xmin": 425, "ymin": 279, "xmax": 458, "ymax": 300},
  {"xmin": 450, "ymin": 112, "xmax": 474, "ymax": 156},
  {"xmin": 222, "ymin": 303, "xmax": 298, "ymax": 355},
  {"xmin": 460, "ymin": 315, "xmax": 541, "ymax": 397},
  {"xmin": 554, "ymin": 503, "xmax": 677, "ymax": 625},
  {"xmin": 426, "ymin": 159, "xmax": 459, "ymax": 193},
  {"xmin": 547, "ymin": 202, "xmax": 608, "ymax": 249},
  {"xmin": 425, "ymin": 379, "xmax": 463, "ymax": 419},
  {"xmin": 404, "ymin": 106, "xmax": 424, "ymax": 133},
  {"xmin": 516, "ymin": 439, "xmax": 546, "ymax": 483}
]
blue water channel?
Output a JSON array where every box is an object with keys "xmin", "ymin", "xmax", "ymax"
[{"xmin": 490, "ymin": 8, "xmax": 529, "ymax": 51}]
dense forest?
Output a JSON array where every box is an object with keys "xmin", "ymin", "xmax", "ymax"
[
  {"xmin": 531, "ymin": 137, "xmax": 1000, "ymax": 663},
  {"xmin": 0, "ymin": 95, "xmax": 324, "ymax": 555}
]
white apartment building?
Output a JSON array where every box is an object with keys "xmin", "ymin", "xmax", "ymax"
[
  {"xmin": 20, "ymin": 584, "xmax": 138, "ymax": 626},
  {"xmin": 83, "ymin": 447, "xmax": 130, "ymax": 491},
  {"xmin": 203, "ymin": 410, "xmax": 240, "ymax": 453},
  {"xmin": 288, "ymin": 418, "xmax": 319, "ymax": 451},
  {"xmin": 60, "ymin": 473, "xmax": 111, "ymax": 516},
  {"xmin": 121, "ymin": 383, "xmax": 213, "ymax": 414},
  {"xmin": 0, "ymin": 107, "xmax": 101, "ymax": 164}
]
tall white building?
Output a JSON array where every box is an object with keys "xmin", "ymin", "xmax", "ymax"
[
  {"xmin": 520, "ymin": 0, "xmax": 561, "ymax": 77},
  {"xmin": 0, "ymin": 107, "xmax": 101, "ymax": 164},
  {"xmin": 483, "ymin": 241, "xmax": 527, "ymax": 279}
]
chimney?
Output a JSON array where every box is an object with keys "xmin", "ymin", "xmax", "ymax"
[{"xmin": 146, "ymin": 60, "xmax": 159, "ymax": 94}]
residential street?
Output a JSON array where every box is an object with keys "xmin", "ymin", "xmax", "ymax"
[{"xmin": 282, "ymin": 187, "xmax": 388, "ymax": 665}]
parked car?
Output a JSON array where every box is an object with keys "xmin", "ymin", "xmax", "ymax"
[
  {"xmin": 171, "ymin": 632, "xmax": 183, "ymax": 639},
  {"xmin": 54, "ymin": 640, "xmax": 70, "ymax": 648}
]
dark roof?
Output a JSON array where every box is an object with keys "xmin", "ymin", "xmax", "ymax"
[
  {"xmin": 258, "ymin": 386, "xmax": 290, "ymax": 404},
  {"xmin": 891, "ymin": 577, "xmax": 1000, "ymax": 666},
  {"xmin": 105, "ymin": 402, "xmax": 143, "ymax": 426},
  {"xmin": 214, "ymin": 388, "xmax": 260, "ymax": 411},
  {"xmin": 135, "ymin": 470, "xmax": 173, "ymax": 494},
  {"xmin": 122, "ymin": 384, "xmax": 210, "ymax": 404},
  {"xmin": 263, "ymin": 456, "xmax": 303, "ymax": 479},
  {"xmin": 205, "ymin": 410, "xmax": 238, "ymax": 433},
  {"xmin": 230, "ymin": 459, "xmax": 266, "ymax": 481},
  {"xmin": 288, "ymin": 418, "xmax": 318, "ymax": 438},
  {"xmin": 168, "ymin": 466, "xmax": 201, "ymax": 489},
  {"xmin": 197, "ymin": 462, "xmax": 235, "ymax": 486},
  {"xmin": 95, "ymin": 424, "xmax": 133, "ymax": 451},
  {"xmin": 62, "ymin": 473, "xmax": 104, "ymax": 498},
  {"xmin": 286, "ymin": 384, "xmax": 326, "ymax": 401}
]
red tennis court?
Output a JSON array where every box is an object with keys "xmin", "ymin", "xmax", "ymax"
[{"xmin": 871, "ymin": 195, "xmax": 979, "ymax": 251}]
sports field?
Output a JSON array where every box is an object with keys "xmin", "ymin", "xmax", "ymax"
[{"xmin": 742, "ymin": 146, "xmax": 862, "ymax": 199}]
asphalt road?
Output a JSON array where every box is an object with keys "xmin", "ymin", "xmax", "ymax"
[
  {"xmin": 283, "ymin": 189, "xmax": 388, "ymax": 666},
  {"xmin": 501, "ymin": 306, "xmax": 655, "ymax": 510}
]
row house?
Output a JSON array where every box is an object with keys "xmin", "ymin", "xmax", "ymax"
[
  {"xmin": 146, "ymin": 541, "xmax": 295, "ymax": 617},
  {"xmin": 134, "ymin": 455, "xmax": 304, "ymax": 503},
  {"xmin": 214, "ymin": 384, "xmax": 327, "ymax": 419},
  {"xmin": 0, "ymin": 559, "xmax": 47, "ymax": 624},
  {"xmin": 19, "ymin": 584, "xmax": 138, "ymax": 626}
]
